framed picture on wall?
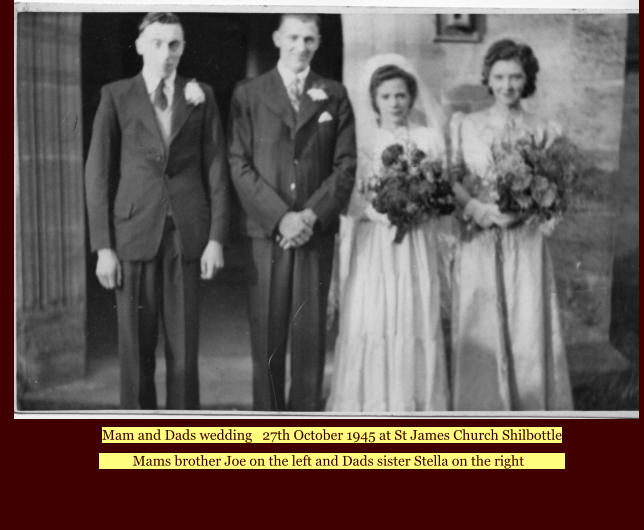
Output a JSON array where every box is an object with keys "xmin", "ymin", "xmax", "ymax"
[{"xmin": 435, "ymin": 14, "xmax": 485, "ymax": 42}]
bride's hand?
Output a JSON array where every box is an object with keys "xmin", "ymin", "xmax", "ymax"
[
  {"xmin": 464, "ymin": 199, "xmax": 497, "ymax": 229},
  {"xmin": 364, "ymin": 204, "xmax": 391, "ymax": 226},
  {"xmin": 490, "ymin": 209, "xmax": 521, "ymax": 229}
]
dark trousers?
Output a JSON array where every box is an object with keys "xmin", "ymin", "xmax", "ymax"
[
  {"xmin": 245, "ymin": 235, "xmax": 335, "ymax": 411},
  {"xmin": 115, "ymin": 219, "xmax": 200, "ymax": 409}
]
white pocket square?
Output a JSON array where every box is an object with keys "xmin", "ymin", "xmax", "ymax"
[{"xmin": 318, "ymin": 111, "xmax": 334, "ymax": 123}]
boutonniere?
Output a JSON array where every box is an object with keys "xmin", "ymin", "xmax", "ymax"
[
  {"xmin": 184, "ymin": 79, "xmax": 205, "ymax": 106},
  {"xmin": 307, "ymin": 85, "xmax": 328, "ymax": 102}
]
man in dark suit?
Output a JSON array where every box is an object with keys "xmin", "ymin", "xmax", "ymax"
[
  {"xmin": 85, "ymin": 12, "xmax": 229, "ymax": 409},
  {"xmin": 228, "ymin": 14, "xmax": 356, "ymax": 411}
]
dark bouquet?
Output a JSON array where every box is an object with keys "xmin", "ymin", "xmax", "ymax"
[
  {"xmin": 364, "ymin": 142, "xmax": 455, "ymax": 243},
  {"xmin": 460, "ymin": 132, "xmax": 582, "ymax": 231}
]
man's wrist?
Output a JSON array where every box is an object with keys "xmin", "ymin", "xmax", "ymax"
[{"xmin": 301, "ymin": 208, "xmax": 318, "ymax": 227}]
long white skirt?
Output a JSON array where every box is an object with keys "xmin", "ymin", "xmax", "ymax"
[{"xmin": 326, "ymin": 217, "xmax": 449, "ymax": 412}]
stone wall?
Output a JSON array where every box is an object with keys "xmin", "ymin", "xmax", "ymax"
[
  {"xmin": 343, "ymin": 14, "xmax": 626, "ymax": 162},
  {"xmin": 610, "ymin": 67, "xmax": 639, "ymax": 362},
  {"xmin": 342, "ymin": 13, "xmax": 629, "ymax": 358},
  {"xmin": 16, "ymin": 13, "xmax": 86, "ymax": 392}
]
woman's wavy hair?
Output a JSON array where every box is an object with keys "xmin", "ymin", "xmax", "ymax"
[
  {"xmin": 369, "ymin": 64, "xmax": 418, "ymax": 115},
  {"xmin": 481, "ymin": 39, "xmax": 540, "ymax": 98}
]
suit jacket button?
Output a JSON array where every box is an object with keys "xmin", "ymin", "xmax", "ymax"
[
  {"xmin": 294, "ymin": 159, "xmax": 299, "ymax": 166},
  {"xmin": 290, "ymin": 183, "xmax": 296, "ymax": 192}
]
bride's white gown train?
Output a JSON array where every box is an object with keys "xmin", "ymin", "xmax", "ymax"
[{"xmin": 326, "ymin": 123, "xmax": 449, "ymax": 412}]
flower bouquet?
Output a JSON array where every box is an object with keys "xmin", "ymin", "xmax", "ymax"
[
  {"xmin": 459, "ymin": 132, "xmax": 582, "ymax": 232},
  {"xmin": 493, "ymin": 133, "xmax": 581, "ymax": 221},
  {"xmin": 364, "ymin": 142, "xmax": 455, "ymax": 243}
]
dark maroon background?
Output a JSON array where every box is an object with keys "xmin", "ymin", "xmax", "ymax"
[
  {"xmin": 6, "ymin": 418, "xmax": 642, "ymax": 521},
  {"xmin": 7, "ymin": 5, "xmax": 640, "ymax": 524}
]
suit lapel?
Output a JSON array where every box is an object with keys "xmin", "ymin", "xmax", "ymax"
[
  {"xmin": 169, "ymin": 76, "xmax": 194, "ymax": 146},
  {"xmin": 257, "ymin": 69, "xmax": 296, "ymax": 130},
  {"xmin": 131, "ymin": 73, "xmax": 165, "ymax": 148},
  {"xmin": 296, "ymin": 72, "xmax": 324, "ymax": 132}
]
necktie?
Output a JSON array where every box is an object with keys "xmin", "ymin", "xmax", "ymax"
[
  {"xmin": 154, "ymin": 79, "xmax": 168, "ymax": 111},
  {"xmin": 287, "ymin": 77, "xmax": 302, "ymax": 113}
]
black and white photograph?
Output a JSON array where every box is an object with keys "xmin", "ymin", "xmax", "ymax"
[{"xmin": 15, "ymin": 2, "xmax": 639, "ymax": 414}]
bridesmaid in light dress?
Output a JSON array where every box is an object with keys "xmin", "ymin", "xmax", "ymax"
[{"xmin": 449, "ymin": 39, "xmax": 574, "ymax": 411}]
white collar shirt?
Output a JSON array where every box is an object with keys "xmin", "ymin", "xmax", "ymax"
[
  {"xmin": 277, "ymin": 61, "xmax": 310, "ymax": 92},
  {"xmin": 142, "ymin": 68, "xmax": 177, "ymax": 108}
]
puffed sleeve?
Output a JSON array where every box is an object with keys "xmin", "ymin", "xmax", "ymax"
[
  {"xmin": 448, "ymin": 111, "xmax": 475, "ymax": 186},
  {"xmin": 448, "ymin": 112, "xmax": 466, "ymax": 167}
]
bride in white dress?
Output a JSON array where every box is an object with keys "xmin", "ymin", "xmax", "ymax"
[{"xmin": 326, "ymin": 55, "xmax": 450, "ymax": 412}]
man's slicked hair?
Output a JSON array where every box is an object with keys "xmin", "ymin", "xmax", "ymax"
[
  {"xmin": 138, "ymin": 12, "xmax": 183, "ymax": 35},
  {"xmin": 277, "ymin": 14, "xmax": 322, "ymax": 32}
]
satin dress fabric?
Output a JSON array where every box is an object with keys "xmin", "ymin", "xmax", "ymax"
[
  {"xmin": 327, "ymin": 123, "xmax": 450, "ymax": 412},
  {"xmin": 450, "ymin": 110, "xmax": 574, "ymax": 411}
]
